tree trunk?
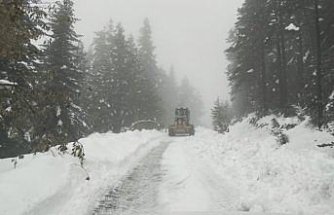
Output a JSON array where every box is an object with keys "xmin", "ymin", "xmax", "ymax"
[
  {"xmin": 297, "ymin": 33, "xmax": 305, "ymax": 103},
  {"xmin": 260, "ymin": 44, "xmax": 267, "ymax": 112},
  {"xmin": 279, "ymin": 32, "xmax": 288, "ymax": 111},
  {"xmin": 314, "ymin": 0, "xmax": 324, "ymax": 128},
  {"xmin": 276, "ymin": 38, "xmax": 288, "ymax": 111},
  {"xmin": 276, "ymin": 0, "xmax": 288, "ymax": 112}
]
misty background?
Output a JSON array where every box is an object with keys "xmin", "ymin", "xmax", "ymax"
[{"xmin": 74, "ymin": 0, "xmax": 244, "ymax": 126}]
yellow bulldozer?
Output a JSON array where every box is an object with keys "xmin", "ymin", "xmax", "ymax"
[{"xmin": 168, "ymin": 107, "xmax": 195, "ymax": 136}]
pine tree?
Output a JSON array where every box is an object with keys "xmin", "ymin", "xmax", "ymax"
[
  {"xmin": 87, "ymin": 25, "xmax": 113, "ymax": 133},
  {"xmin": 138, "ymin": 18, "xmax": 157, "ymax": 82},
  {"xmin": 124, "ymin": 35, "xmax": 150, "ymax": 124},
  {"xmin": 226, "ymin": 0, "xmax": 334, "ymax": 127},
  {"xmin": 0, "ymin": 0, "xmax": 46, "ymax": 60},
  {"xmin": 0, "ymin": 0, "xmax": 47, "ymax": 158},
  {"xmin": 86, "ymin": 21, "xmax": 162, "ymax": 133},
  {"xmin": 137, "ymin": 18, "xmax": 163, "ymax": 123},
  {"xmin": 41, "ymin": 0, "xmax": 85, "ymax": 146},
  {"xmin": 211, "ymin": 98, "xmax": 231, "ymax": 133},
  {"xmin": 106, "ymin": 23, "xmax": 136, "ymax": 132}
]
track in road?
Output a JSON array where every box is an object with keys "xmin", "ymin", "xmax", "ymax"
[{"xmin": 92, "ymin": 141, "xmax": 170, "ymax": 215}]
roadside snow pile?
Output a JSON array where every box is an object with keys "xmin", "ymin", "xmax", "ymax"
[
  {"xmin": 189, "ymin": 116, "xmax": 334, "ymax": 215},
  {"xmin": 0, "ymin": 130, "xmax": 164, "ymax": 215}
]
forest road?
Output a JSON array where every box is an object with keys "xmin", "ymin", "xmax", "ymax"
[
  {"xmin": 92, "ymin": 140, "xmax": 171, "ymax": 215},
  {"xmin": 91, "ymin": 136, "xmax": 287, "ymax": 215}
]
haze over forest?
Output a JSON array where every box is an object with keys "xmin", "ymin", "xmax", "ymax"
[{"xmin": 74, "ymin": 0, "xmax": 244, "ymax": 126}]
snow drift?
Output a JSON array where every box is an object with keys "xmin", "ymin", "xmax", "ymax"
[
  {"xmin": 0, "ymin": 130, "xmax": 164, "ymax": 215},
  {"xmin": 187, "ymin": 115, "xmax": 334, "ymax": 215}
]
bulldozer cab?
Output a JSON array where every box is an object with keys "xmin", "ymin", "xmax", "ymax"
[{"xmin": 175, "ymin": 108, "xmax": 190, "ymax": 125}]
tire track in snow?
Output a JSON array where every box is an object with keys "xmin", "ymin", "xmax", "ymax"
[
  {"xmin": 159, "ymin": 137, "xmax": 241, "ymax": 213},
  {"xmin": 159, "ymin": 139, "xmax": 220, "ymax": 212},
  {"xmin": 92, "ymin": 141, "xmax": 171, "ymax": 215}
]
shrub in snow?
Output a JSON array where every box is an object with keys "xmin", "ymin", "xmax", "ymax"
[
  {"xmin": 275, "ymin": 132, "xmax": 289, "ymax": 145},
  {"xmin": 10, "ymin": 155, "xmax": 25, "ymax": 168},
  {"xmin": 270, "ymin": 119, "xmax": 289, "ymax": 145},
  {"xmin": 292, "ymin": 104, "xmax": 307, "ymax": 121},
  {"xmin": 32, "ymin": 141, "xmax": 51, "ymax": 155},
  {"xmin": 211, "ymin": 98, "xmax": 232, "ymax": 133},
  {"xmin": 71, "ymin": 141, "xmax": 85, "ymax": 167},
  {"xmin": 248, "ymin": 115, "xmax": 291, "ymax": 145},
  {"xmin": 58, "ymin": 144, "xmax": 68, "ymax": 153},
  {"xmin": 11, "ymin": 158, "xmax": 18, "ymax": 168},
  {"xmin": 271, "ymin": 118, "xmax": 280, "ymax": 128},
  {"xmin": 248, "ymin": 114, "xmax": 263, "ymax": 128}
]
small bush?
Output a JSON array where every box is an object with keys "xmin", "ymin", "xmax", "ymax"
[
  {"xmin": 58, "ymin": 144, "xmax": 68, "ymax": 153},
  {"xmin": 71, "ymin": 141, "xmax": 85, "ymax": 167}
]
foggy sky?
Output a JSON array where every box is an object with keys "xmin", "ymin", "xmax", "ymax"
[{"xmin": 73, "ymin": 0, "xmax": 244, "ymax": 126}]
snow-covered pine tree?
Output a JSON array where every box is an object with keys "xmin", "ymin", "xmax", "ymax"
[
  {"xmin": 313, "ymin": 0, "xmax": 334, "ymax": 127},
  {"xmin": 106, "ymin": 23, "xmax": 135, "ymax": 133},
  {"xmin": 226, "ymin": 0, "xmax": 334, "ymax": 127},
  {"xmin": 211, "ymin": 98, "xmax": 223, "ymax": 133},
  {"xmin": 138, "ymin": 18, "xmax": 158, "ymax": 83},
  {"xmin": 42, "ymin": 0, "xmax": 85, "ymax": 147},
  {"xmin": 211, "ymin": 98, "xmax": 231, "ymax": 133},
  {"xmin": 87, "ymin": 21, "xmax": 158, "ymax": 133},
  {"xmin": 0, "ymin": 0, "xmax": 47, "ymax": 158},
  {"xmin": 124, "ymin": 35, "xmax": 149, "ymax": 125},
  {"xmin": 225, "ymin": 0, "xmax": 269, "ymax": 117},
  {"xmin": 86, "ymin": 24, "xmax": 113, "ymax": 133},
  {"xmin": 137, "ymin": 18, "xmax": 163, "ymax": 123}
]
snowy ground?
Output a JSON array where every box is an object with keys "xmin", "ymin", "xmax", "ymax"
[
  {"xmin": 1, "ymin": 116, "xmax": 334, "ymax": 215},
  {"xmin": 0, "ymin": 130, "xmax": 165, "ymax": 215}
]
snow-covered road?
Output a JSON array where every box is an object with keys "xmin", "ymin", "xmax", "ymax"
[
  {"xmin": 93, "ymin": 137, "xmax": 228, "ymax": 215},
  {"xmin": 160, "ymin": 137, "xmax": 238, "ymax": 213},
  {"xmin": 90, "ymin": 119, "xmax": 334, "ymax": 215},
  {"xmin": 92, "ymin": 136, "xmax": 286, "ymax": 215},
  {"xmin": 93, "ymin": 141, "xmax": 170, "ymax": 215}
]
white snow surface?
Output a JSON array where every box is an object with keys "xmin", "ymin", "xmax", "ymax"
[
  {"xmin": 1, "ymin": 115, "xmax": 334, "ymax": 215},
  {"xmin": 0, "ymin": 130, "xmax": 164, "ymax": 215},
  {"xmin": 179, "ymin": 117, "xmax": 334, "ymax": 215}
]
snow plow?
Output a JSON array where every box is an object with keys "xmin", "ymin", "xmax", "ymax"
[{"xmin": 168, "ymin": 107, "xmax": 195, "ymax": 136}]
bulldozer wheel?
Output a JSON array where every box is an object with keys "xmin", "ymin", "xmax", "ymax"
[
  {"xmin": 190, "ymin": 128, "xmax": 195, "ymax": 136},
  {"xmin": 168, "ymin": 129, "xmax": 175, "ymax": 136}
]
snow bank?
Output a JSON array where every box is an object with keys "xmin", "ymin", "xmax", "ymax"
[
  {"xmin": 0, "ymin": 130, "xmax": 164, "ymax": 215},
  {"xmin": 187, "ymin": 116, "xmax": 334, "ymax": 215}
]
